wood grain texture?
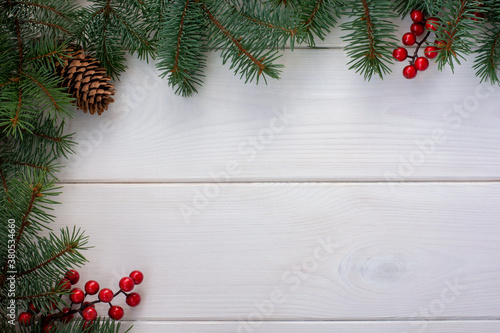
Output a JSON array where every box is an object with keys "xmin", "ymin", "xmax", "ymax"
[
  {"xmin": 60, "ymin": 50, "xmax": 500, "ymax": 182},
  {"xmin": 54, "ymin": 10, "xmax": 499, "ymax": 331},
  {"xmin": 119, "ymin": 320, "xmax": 500, "ymax": 333},
  {"xmin": 52, "ymin": 183, "xmax": 500, "ymax": 320}
]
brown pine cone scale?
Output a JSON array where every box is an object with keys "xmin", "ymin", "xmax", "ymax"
[{"xmin": 56, "ymin": 46, "xmax": 116, "ymax": 115}]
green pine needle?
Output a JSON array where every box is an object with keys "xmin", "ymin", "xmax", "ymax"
[
  {"xmin": 156, "ymin": 0, "xmax": 207, "ymax": 97},
  {"xmin": 341, "ymin": 0, "xmax": 398, "ymax": 80}
]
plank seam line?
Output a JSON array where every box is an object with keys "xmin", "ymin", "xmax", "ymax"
[
  {"xmin": 58, "ymin": 180, "xmax": 500, "ymax": 185},
  {"xmin": 117, "ymin": 318, "xmax": 500, "ymax": 323}
]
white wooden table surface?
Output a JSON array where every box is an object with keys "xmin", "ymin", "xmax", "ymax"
[{"xmin": 52, "ymin": 25, "xmax": 500, "ymax": 332}]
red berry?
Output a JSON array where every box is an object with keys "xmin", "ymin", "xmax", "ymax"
[
  {"xmin": 61, "ymin": 307, "xmax": 74, "ymax": 323},
  {"xmin": 415, "ymin": 57, "xmax": 430, "ymax": 71},
  {"xmin": 426, "ymin": 17, "xmax": 440, "ymax": 31},
  {"xmin": 126, "ymin": 292, "xmax": 141, "ymax": 307},
  {"xmin": 18, "ymin": 312, "xmax": 33, "ymax": 326},
  {"xmin": 402, "ymin": 32, "xmax": 416, "ymax": 46},
  {"xmin": 119, "ymin": 277, "xmax": 135, "ymax": 292},
  {"xmin": 85, "ymin": 280, "xmax": 100, "ymax": 295},
  {"xmin": 65, "ymin": 270, "xmax": 80, "ymax": 285},
  {"xmin": 403, "ymin": 65, "xmax": 418, "ymax": 79},
  {"xmin": 70, "ymin": 288, "xmax": 85, "ymax": 304},
  {"xmin": 411, "ymin": 22, "xmax": 425, "ymax": 36},
  {"xmin": 424, "ymin": 46, "xmax": 439, "ymax": 59},
  {"xmin": 49, "ymin": 300, "xmax": 59, "ymax": 310},
  {"xmin": 42, "ymin": 323, "xmax": 55, "ymax": 333},
  {"xmin": 58, "ymin": 278, "xmax": 72, "ymax": 292},
  {"xmin": 473, "ymin": 12, "xmax": 485, "ymax": 20},
  {"xmin": 129, "ymin": 270, "xmax": 144, "ymax": 285},
  {"xmin": 392, "ymin": 47, "xmax": 408, "ymax": 62},
  {"xmin": 28, "ymin": 302, "xmax": 39, "ymax": 314},
  {"xmin": 410, "ymin": 9, "xmax": 424, "ymax": 23},
  {"xmin": 82, "ymin": 320, "xmax": 95, "ymax": 331},
  {"xmin": 98, "ymin": 288, "xmax": 114, "ymax": 302},
  {"xmin": 108, "ymin": 305, "xmax": 125, "ymax": 320},
  {"xmin": 82, "ymin": 307, "xmax": 97, "ymax": 321}
]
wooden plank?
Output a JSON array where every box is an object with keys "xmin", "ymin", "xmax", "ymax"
[
  {"xmin": 120, "ymin": 321, "xmax": 500, "ymax": 333},
  {"xmin": 52, "ymin": 183, "xmax": 500, "ymax": 320},
  {"xmin": 60, "ymin": 49, "xmax": 500, "ymax": 182}
]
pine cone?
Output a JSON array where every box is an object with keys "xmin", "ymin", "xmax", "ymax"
[{"xmin": 56, "ymin": 46, "xmax": 116, "ymax": 115}]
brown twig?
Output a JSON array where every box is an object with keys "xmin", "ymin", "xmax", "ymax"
[
  {"xmin": 361, "ymin": 0, "xmax": 379, "ymax": 59},
  {"xmin": 0, "ymin": 159, "xmax": 50, "ymax": 172},
  {"xmin": 17, "ymin": 244, "xmax": 75, "ymax": 279},
  {"xmin": 241, "ymin": 13, "xmax": 295, "ymax": 35},
  {"xmin": 172, "ymin": 0, "xmax": 191, "ymax": 74},
  {"xmin": 24, "ymin": 73, "xmax": 62, "ymax": 112},
  {"xmin": 12, "ymin": 1, "xmax": 68, "ymax": 19},
  {"xmin": 200, "ymin": 3, "xmax": 266, "ymax": 76},
  {"xmin": 303, "ymin": 0, "xmax": 323, "ymax": 28},
  {"xmin": 0, "ymin": 166, "xmax": 11, "ymax": 203},
  {"xmin": 23, "ymin": 20, "xmax": 70, "ymax": 34}
]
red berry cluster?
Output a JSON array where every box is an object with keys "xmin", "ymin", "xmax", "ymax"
[
  {"xmin": 393, "ymin": 9, "xmax": 441, "ymax": 79},
  {"xmin": 18, "ymin": 269, "xmax": 144, "ymax": 332}
]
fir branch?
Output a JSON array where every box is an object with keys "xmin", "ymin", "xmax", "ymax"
[
  {"xmin": 24, "ymin": 37, "xmax": 73, "ymax": 70},
  {"xmin": 341, "ymin": 0, "xmax": 398, "ymax": 80},
  {"xmin": 77, "ymin": 0, "xmax": 155, "ymax": 79},
  {"xmin": 108, "ymin": 6, "xmax": 153, "ymax": 55},
  {"xmin": 473, "ymin": 26, "xmax": 500, "ymax": 84},
  {"xmin": 13, "ymin": 183, "xmax": 42, "ymax": 247},
  {"xmin": 29, "ymin": 130, "xmax": 63, "ymax": 143},
  {"xmin": 17, "ymin": 242, "xmax": 76, "ymax": 278},
  {"xmin": 12, "ymin": 1, "xmax": 68, "ymax": 19},
  {"xmin": 303, "ymin": 0, "xmax": 323, "ymax": 27},
  {"xmin": 13, "ymin": 85, "xmax": 22, "ymax": 129},
  {"xmin": 22, "ymin": 19, "xmax": 71, "ymax": 34},
  {"xmin": 15, "ymin": 289, "xmax": 58, "ymax": 301},
  {"xmin": 15, "ymin": 19, "xmax": 23, "ymax": 72},
  {"xmin": 362, "ymin": 0, "xmax": 376, "ymax": 57},
  {"xmin": 0, "ymin": 183, "xmax": 40, "ymax": 282},
  {"xmin": 22, "ymin": 115, "xmax": 75, "ymax": 158},
  {"xmin": 202, "ymin": 3, "xmax": 267, "ymax": 75},
  {"xmin": 156, "ymin": 0, "xmax": 206, "ymax": 96},
  {"xmin": 297, "ymin": 0, "xmax": 342, "ymax": 45},
  {"xmin": 0, "ymin": 77, "xmax": 19, "ymax": 88},
  {"xmin": 27, "ymin": 50, "xmax": 59, "ymax": 61},
  {"xmin": 15, "ymin": 227, "xmax": 90, "ymax": 290},
  {"xmin": 172, "ymin": 0, "xmax": 191, "ymax": 74},
  {"xmin": 0, "ymin": 166, "xmax": 10, "ymax": 203},
  {"xmin": 267, "ymin": 0, "xmax": 301, "ymax": 8},
  {"xmin": 392, "ymin": 0, "xmax": 446, "ymax": 17},
  {"xmin": 434, "ymin": 0, "xmax": 483, "ymax": 71},
  {"xmin": 240, "ymin": 13, "xmax": 295, "ymax": 35},
  {"xmin": 0, "ymin": 159, "xmax": 50, "ymax": 172},
  {"xmin": 235, "ymin": 1, "xmax": 301, "ymax": 50},
  {"xmin": 23, "ymin": 73, "xmax": 61, "ymax": 112},
  {"xmin": 201, "ymin": 1, "xmax": 283, "ymax": 84}
]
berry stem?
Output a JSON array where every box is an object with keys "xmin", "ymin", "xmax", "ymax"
[
  {"xmin": 114, "ymin": 290, "xmax": 126, "ymax": 297},
  {"xmin": 410, "ymin": 31, "xmax": 431, "ymax": 64}
]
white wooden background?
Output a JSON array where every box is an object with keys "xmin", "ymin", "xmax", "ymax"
[{"xmin": 51, "ymin": 21, "xmax": 500, "ymax": 332}]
